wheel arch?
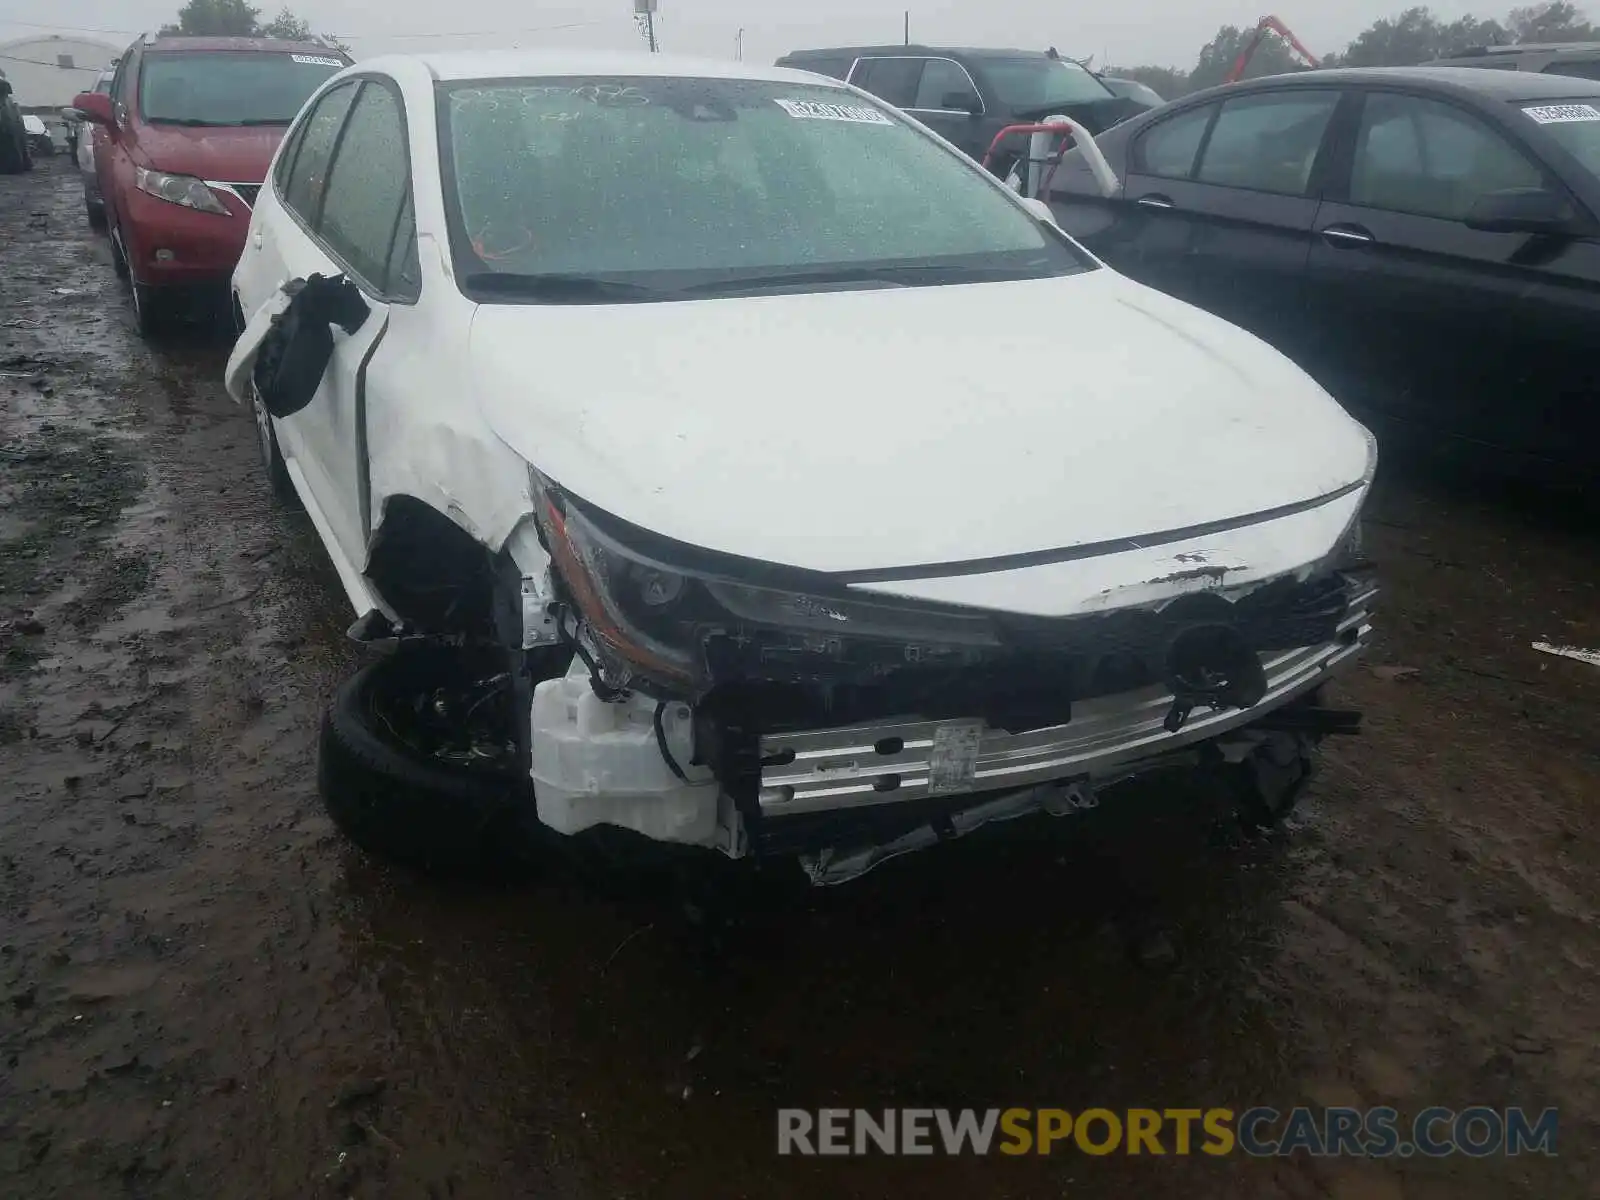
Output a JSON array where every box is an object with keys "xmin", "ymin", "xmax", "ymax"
[{"xmin": 362, "ymin": 493, "xmax": 556, "ymax": 650}]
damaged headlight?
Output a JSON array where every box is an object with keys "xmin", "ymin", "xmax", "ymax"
[
  {"xmin": 529, "ymin": 469, "xmax": 1001, "ymax": 694},
  {"xmin": 134, "ymin": 167, "xmax": 230, "ymax": 216}
]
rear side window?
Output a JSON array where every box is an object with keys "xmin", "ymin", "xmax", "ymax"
[
  {"xmin": 1134, "ymin": 104, "xmax": 1215, "ymax": 177},
  {"xmin": 318, "ymin": 81, "xmax": 416, "ymax": 296},
  {"xmin": 852, "ymin": 58, "xmax": 923, "ymax": 107},
  {"xmin": 281, "ymin": 80, "xmax": 358, "ymax": 224},
  {"xmin": 1196, "ymin": 90, "xmax": 1340, "ymax": 194},
  {"xmin": 783, "ymin": 56, "xmax": 853, "ymax": 81},
  {"xmin": 914, "ymin": 58, "xmax": 981, "ymax": 110},
  {"xmin": 1542, "ymin": 59, "xmax": 1600, "ymax": 81}
]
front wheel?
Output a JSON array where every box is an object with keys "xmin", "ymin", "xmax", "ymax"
[
  {"xmin": 130, "ymin": 279, "xmax": 169, "ymax": 339},
  {"xmin": 319, "ymin": 646, "xmax": 537, "ymax": 875},
  {"xmin": 0, "ymin": 130, "xmax": 23, "ymax": 175},
  {"xmin": 250, "ymin": 384, "xmax": 299, "ymax": 506}
]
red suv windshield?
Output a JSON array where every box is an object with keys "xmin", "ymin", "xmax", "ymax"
[{"xmin": 139, "ymin": 51, "xmax": 345, "ymax": 126}]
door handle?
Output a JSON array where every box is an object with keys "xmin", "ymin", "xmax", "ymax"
[
  {"xmin": 1136, "ymin": 194, "xmax": 1175, "ymax": 209},
  {"xmin": 253, "ymin": 230, "xmax": 262, "ymax": 249},
  {"xmin": 1320, "ymin": 224, "xmax": 1374, "ymax": 247}
]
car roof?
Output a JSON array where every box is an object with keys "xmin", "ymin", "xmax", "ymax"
[
  {"xmin": 1196, "ymin": 65, "xmax": 1600, "ymax": 103},
  {"xmin": 142, "ymin": 35, "xmax": 348, "ymax": 57},
  {"xmin": 1447, "ymin": 40, "xmax": 1600, "ymax": 55},
  {"xmin": 393, "ymin": 49, "xmax": 848, "ymax": 85},
  {"xmin": 781, "ymin": 45, "xmax": 1054, "ymax": 60}
]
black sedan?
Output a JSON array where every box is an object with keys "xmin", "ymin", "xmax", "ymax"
[{"xmin": 1048, "ymin": 67, "xmax": 1600, "ymax": 485}]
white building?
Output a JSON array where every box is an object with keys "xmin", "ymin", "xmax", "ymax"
[{"xmin": 0, "ymin": 35, "xmax": 123, "ymax": 108}]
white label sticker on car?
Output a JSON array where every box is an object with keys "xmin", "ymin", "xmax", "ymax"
[
  {"xmin": 773, "ymin": 98, "xmax": 893, "ymax": 125},
  {"xmin": 292, "ymin": 55, "xmax": 344, "ymax": 67},
  {"xmin": 1524, "ymin": 103, "xmax": 1600, "ymax": 124},
  {"xmin": 926, "ymin": 720, "xmax": 984, "ymax": 796}
]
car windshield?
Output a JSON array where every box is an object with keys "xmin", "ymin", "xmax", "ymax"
[
  {"xmin": 440, "ymin": 76, "xmax": 1089, "ymax": 300},
  {"xmin": 979, "ymin": 57, "xmax": 1113, "ymax": 112},
  {"xmin": 139, "ymin": 51, "xmax": 345, "ymax": 126},
  {"xmin": 1520, "ymin": 99, "xmax": 1600, "ymax": 178}
]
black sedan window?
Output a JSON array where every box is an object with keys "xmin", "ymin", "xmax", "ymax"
[
  {"xmin": 1520, "ymin": 99, "xmax": 1600, "ymax": 179},
  {"xmin": 1352, "ymin": 93, "xmax": 1541, "ymax": 220},
  {"xmin": 1134, "ymin": 104, "xmax": 1214, "ymax": 178},
  {"xmin": 1196, "ymin": 91, "xmax": 1340, "ymax": 195}
]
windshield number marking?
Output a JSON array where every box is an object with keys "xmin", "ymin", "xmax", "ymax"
[
  {"xmin": 1525, "ymin": 103, "xmax": 1600, "ymax": 124},
  {"xmin": 292, "ymin": 55, "xmax": 344, "ymax": 67},
  {"xmin": 773, "ymin": 98, "xmax": 892, "ymax": 125}
]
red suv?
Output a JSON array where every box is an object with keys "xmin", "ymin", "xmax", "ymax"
[{"xmin": 71, "ymin": 34, "xmax": 350, "ymax": 336}]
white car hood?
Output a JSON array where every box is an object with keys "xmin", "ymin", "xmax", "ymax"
[{"xmin": 470, "ymin": 270, "xmax": 1370, "ymax": 576}]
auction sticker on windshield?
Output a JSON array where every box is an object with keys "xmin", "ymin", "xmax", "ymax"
[
  {"xmin": 773, "ymin": 98, "xmax": 893, "ymax": 125},
  {"xmin": 292, "ymin": 55, "xmax": 344, "ymax": 67},
  {"xmin": 1524, "ymin": 103, "xmax": 1600, "ymax": 124}
]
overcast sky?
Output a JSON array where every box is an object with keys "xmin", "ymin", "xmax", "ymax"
[{"xmin": 0, "ymin": 0, "xmax": 1543, "ymax": 71}]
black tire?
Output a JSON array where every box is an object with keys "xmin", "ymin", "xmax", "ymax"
[
  {"xmin": 86, "ymin": 198, "xmax": 107, "ymax": 231},
  {"xmin": 0, "ymin": 130, "xmax": 22, "ymax": 175},
  {"xmin": 130, "ymin": 279, "xmax": 168, "ymax": 339},
  {"xmin": 110, "ymin": 227, "xmax": 130, "ymax": 279},
  {"xmin": 319, "ymin": 646, "xmax": 536, "ymax": 875},
  {"xmin": 250, "ymin": 383, "xmax": 299, "ymax": 506}
]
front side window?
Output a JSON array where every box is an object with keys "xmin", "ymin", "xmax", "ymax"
[
  {"xmin": 1196, "ymin": 90, "xmax": 1340, "ymax": 194},
  {"xmin": 319, "ymin": 82, "xmax": 414, "ymax": 294},
  {"xmin": 281, "ymin": 81, "xmax": 358, "ymax": 223},
  {"xmin": 851, "ymin": 58, "xmax": 922, "ymax": 108},
  {"xmin": 139, "ymin": 51, "xmax": 345, "ymax": 126},
  {"xmin": 1351, "ymin": 93, "xmax": 1541, "ymax": 219},
  {"xmin": 1518, "ymin": 97, "xmax": 1600, "ymax": 182},
  {"xmin": 979, "ymin": 56, "xmax": 1112, "ymax": 113},
  {"xmin": 440, "ymin": 76, "xmax": 1090, "ymax": 301},
  {"xmin": 1134, "ymin": 104, "xmax": 1215, "ymax": 178}
]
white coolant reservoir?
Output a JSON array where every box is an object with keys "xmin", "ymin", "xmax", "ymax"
[{"xmin": 529, "ymin": 664, "xmax": 722, "ymax": 845}]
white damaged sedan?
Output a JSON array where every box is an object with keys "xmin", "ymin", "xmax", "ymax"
[{"xmin": 226, "ymin": 51, "xmax": 1377, "ymax": 884}]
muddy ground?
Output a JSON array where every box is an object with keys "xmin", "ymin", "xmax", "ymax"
[{"xmin": 2, "ymin": 160, "xmax": 1598, "ymax": 1200}]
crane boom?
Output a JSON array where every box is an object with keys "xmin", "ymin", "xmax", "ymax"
[{"xmin": 1226, "ymin": 15, "xmax": 1319, "ymax": 84}]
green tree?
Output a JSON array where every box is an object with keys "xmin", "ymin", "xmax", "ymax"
[
  {"xmin": 1188, "ymin": 24, "xmax": 1306, "ymax": 92},
  {"xmin": 1507, "ymin": 0, "xmax": 1597, "ymax": 39},
  {"xmin": 1337, "ymin": 6, "xmax": 1445, "ymax": 65},
  {"xmin": 259, "ymin": 7, "xmax": 311, "ymax": 38},
  {"xmin": 1105, "ymin": 64, "xmax": 1189, "ymax": 98},
  {"xmin": 161, "ymin": 0, "xmax": 261, "ymax": 35},
  {"xmin": 161, "ymin": 0, "xmax": 332, "ymax": 41}
]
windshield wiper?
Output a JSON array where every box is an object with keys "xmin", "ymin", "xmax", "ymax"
[
  {"xmin": 235, "ymin": 117, "xmax": 292, "ymax": 126},
  {"xmin": 462, "ymin": 272, "xmax": 670, "ymax": 302},
  {"xmin": 678, "ymin": 263, "xmax": 1054, "ymax": 295}
]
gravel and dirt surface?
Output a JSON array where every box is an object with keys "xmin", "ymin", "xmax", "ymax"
[{"xmin": 2, "ymin": 160, "xmax": 1598, "ymax": 1200}]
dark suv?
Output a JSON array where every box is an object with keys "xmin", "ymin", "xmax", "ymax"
[
  {"xmin": 775, "ymin": 45, "xmax": 1139, "ymax": 164},
  {"xmin": 1429, "ymin": 41, "xmax": 1600, "ymax": 81}
]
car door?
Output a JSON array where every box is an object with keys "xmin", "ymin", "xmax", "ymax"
[
  {"xmin": 905, "ymin": 56, "xmax": 989, "ymax": 159},
  {"xmin": 98, "ymin": 47, "xmax": 137, "ymax": 229},
  {"xmin": 1071, "ymin": 99, "xmax": 1216, "ymax": 294},
  {"xmin": 1305, "ymin": 88, "xmax": 1600, "ymax": 469},
  {"xmin": 256, "ymin": 77, "xmax": 415, "ymax": 570},
  {"xmin": 1166, "ymin": 88, "xmax": 1344, "ymax": 362}
]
